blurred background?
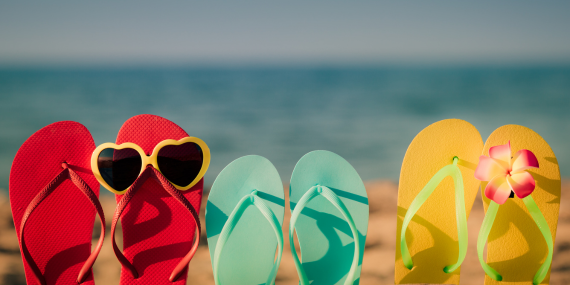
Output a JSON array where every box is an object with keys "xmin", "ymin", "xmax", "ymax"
[
  {"xmin": 1, "ymin": 0, "xmax": 570, "ymax": 189},
  {"xmin": 0, "ymin": 1, "xmax": 569, "ymax": 284}
]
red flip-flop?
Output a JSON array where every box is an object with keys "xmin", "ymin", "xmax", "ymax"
[
  {"xmin": 108, "ymin": 114, "xmax": 203, "ymax": 284},
  {"xmin": 9, "ymin": 121, "xmax": 105, "ymax": 285}
]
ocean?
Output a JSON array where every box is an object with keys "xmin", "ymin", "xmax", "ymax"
[{"xmin": 0, "ymin": 66, "xmax": 569, "ymax": 193}]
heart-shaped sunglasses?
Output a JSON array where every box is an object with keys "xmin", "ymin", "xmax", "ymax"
[{"xmin": 91, "ymin": 137, "xmax": 210, "ymax": 194}]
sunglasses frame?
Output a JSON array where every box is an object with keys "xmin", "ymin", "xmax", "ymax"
[{"xmin": 91, "ymin": 137, "xmax": 210, "ymax": 194}]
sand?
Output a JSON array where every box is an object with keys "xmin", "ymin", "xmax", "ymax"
[{"xmin": 0, "ymin": 180, "xmax": 569, "ymax": 284}]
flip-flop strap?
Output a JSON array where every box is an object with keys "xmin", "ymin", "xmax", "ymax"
[
  {"xmin": 110, "ymin": 167, "xmax": 149, "ymax": 280},
  {"xmin": 19, "ymin": 164, "xmax": 106, "ymax": 285},
  {"xmin": 478, "ymin": 196, "xmax": 554, "ymax": 285},
  {"xmin": 477, "ymin": 200, "xmax": 501, "ymax": 281},
  {"xmin": 152, "ymin": 167, "xmax": 202, "ymax": 282},
  {"xmin": 523, "ymin": 195, "xmax": 554, "ymax": 285},
  {"xmin": 68, "ymin": 166, "xmax": 107, "ymax": 283},
  {"xmin": 289, "ymin": 185, "xmax": 360, "ymax": 285},
  {"xmin": 400, "ymin": 157, "xmax": 468, "ymax": 273},
  {"xmin": 110, "ymin": 166, "xmax": 201, "ymax": 282},
  {"xmin": 213, "ymin": 190, "xmax": 283, "ymax": 285}
]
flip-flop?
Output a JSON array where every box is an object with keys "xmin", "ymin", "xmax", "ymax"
[
  {"xmin": 289, "ymin": 150, "xmax": 368, "ymax": 285},
  {"xmin": 475, "ymin": 125, "xmax": 560, "ymax": 285},
  {"xmin": 9, "ymin": 121, "xmax": 105, "ymax": 285},
  {"xmin": 395, "ymin": 118, "xmax": 483, "ymax": 284},
  {"xmin": 101, "ymin": 114, "xmax": 207, "ymax": 284},
  {"xmin": 206, "ymin": 155, "xmax": 285, "ymax": 285}
]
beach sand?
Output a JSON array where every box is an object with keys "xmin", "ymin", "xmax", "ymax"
[{"xmin": 0, "ymin": 180, "xmax": 568, "ymax": 284}]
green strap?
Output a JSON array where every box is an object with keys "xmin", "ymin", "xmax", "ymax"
[
  {"xmin": 477, "ymin": 200, "xmax": 501, "ymax": 281},
  {"xmin": 289, "ymin": 185, "xmax": 361, "ymax": 285},
  {"xmin": 478, "ymin": 196, "xmax": 553, "ymax": 285},
  {"xmin": 524, "ymin": 195, "xmax": 554, "ymax": 285},
  {"xmin": 400, "ymin": 157, "xmax": 468, "ymax": 273},
  {"xmin": 213, "ymin": 190, "xmax": 283, "ymax": 285}
]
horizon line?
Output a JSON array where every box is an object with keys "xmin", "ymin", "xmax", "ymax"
[{"xmin": 2, "ymin": 60, "xmax": 570, "ymax": 70}]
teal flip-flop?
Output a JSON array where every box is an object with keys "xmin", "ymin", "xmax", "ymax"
[
  {"xmin": 206, "ymin": 155, "xmax": 285, "ymax": 285},
  {"xmin": 289, "ymin": 150, "xmax": 369, "ymax": 285}
]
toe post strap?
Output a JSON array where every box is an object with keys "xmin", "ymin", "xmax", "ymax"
[
  {"xmin": 400, "ymin": 157, "xmax": 468, "ymax": 273},
  {"xmin": 212, "ymin": 189, "xmax": 283, "ymax": 285},
  {"xmin": 20, "ymin": 165, "xmax": 106, "ymax": 285},
  {"xmin": 289, "ymin": 185, "xmax": 360, "ymax": 285},
  {"xmin": 478, "ymin": 196, "xmax": 554, "ymax": 285},
  {"xmin": 110, "ymin": 167, "xmax": 201, "ymax": 282}
]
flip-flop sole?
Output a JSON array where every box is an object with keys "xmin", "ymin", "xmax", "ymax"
[
  {"xmin": 10, "ymin": 121, "xmax": 99, "ymax": 285},
  {"xmin": 482, "ymin": 125, "xmax": 560, "ymax": 285},
  {"xmin": 290, "ymin": 150, "xmax": 368, "ymax": 285},
  {"xmin": 395, "ymin": 118, "xmax": 483, "ymax": 284},
  {"xmin": 206, "ymin": 155, "xmax": 285, "ymax": 284},
  {"xmin": 115, "ymin": 114, "xmax": 203, "ymax": 285}
]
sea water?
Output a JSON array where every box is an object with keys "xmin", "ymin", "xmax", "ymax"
[{"xmin": 0, "ymin": 66, "xmax": 569, "ymax": 192}]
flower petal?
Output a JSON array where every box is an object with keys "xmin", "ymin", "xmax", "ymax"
[
  {"xmin": 507, "ymin": 171, "xmax": 536, "ymax": 199},
  {"xmin": 475, "ymin": 155, "xmax": 508, "ymax": 181},
  {"xmin": 511, "ymin": 149, "xmax": 539, "ymax": 173},
  {"xmin": 489, "ymin": 141, "xmax": 511, "ymax": 169},
  {"xmin": 484, "ymin": 175, "xmax": 512, "ymax": 205}
]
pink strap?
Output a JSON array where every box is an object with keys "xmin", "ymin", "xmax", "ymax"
[
  {"xmin": 110, "ymin": 166, "xmax": 201, "ymax": 282},
  {"xmin": 19, "ymin": 163, "xmax": 106, "ymax": 285}
]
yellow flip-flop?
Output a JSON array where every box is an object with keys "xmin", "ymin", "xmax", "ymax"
[
  {"xmin": 395, "ymin": 118, "xmax": 483, "ymax": 284},
  {"xmin": 476, "ymin": 125, "xmax": 560, "ymax": 285}
]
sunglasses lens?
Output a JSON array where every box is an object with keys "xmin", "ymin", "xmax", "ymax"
[
  {"xmin": 97, "ymin": 148, "xmax": 142, "ymax": 191},
  {"xmin": 157, "ymin": 142, "xmax": 203, "ymax": 187}
]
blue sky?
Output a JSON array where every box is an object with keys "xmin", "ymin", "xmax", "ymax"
[{"xmin": 1, "ymin": 1, "xmax": 569, "ymax": 66}]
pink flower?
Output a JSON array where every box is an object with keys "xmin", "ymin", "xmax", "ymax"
[{"xmin": 475, "ymin": 141, "xmax": 539, "ymax": 204}]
